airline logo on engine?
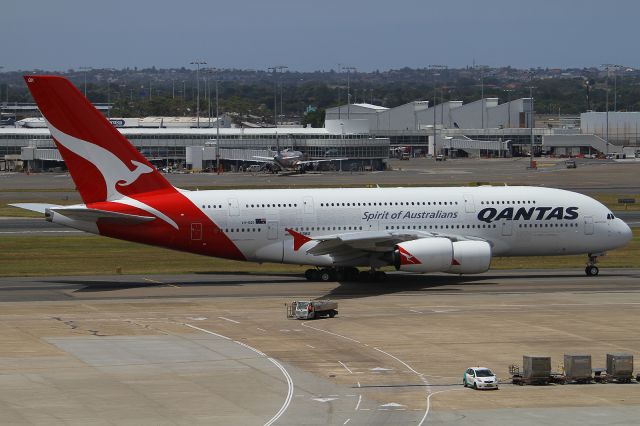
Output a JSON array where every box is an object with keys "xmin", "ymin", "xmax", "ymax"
[
  {"xmin": 477, "ymin": 206, "xmax": 579, "ymax": 223},
  {"xmin": 397, "ymin": 246, "xmax": 422, "ymax": 265}
]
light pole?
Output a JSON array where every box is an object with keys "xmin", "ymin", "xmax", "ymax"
[
  {"xmin": 0, "ymin": 66, "xmax": 3, "ymax": 118},
  {"xmin": 429, "ymin": 65, "xmax": 447, "ymax": 155},
  {"xmin": 106, "ymin": 76, "xmax": 115, "ymax": 119},
  {"xmin": 527, "ymin": 85, "xmax": 536, "ymax": 168},
  {"xmin": 475, "ymin": 65, "xmax": 489, "ymax": 129},
  {"xmin": 342, "ymin": 66, "xmax": 356, "ymax": 119},
  {"xmin": 79, "ymin": 66, "xmax": 92, "ymax": 97},
  {"xmin": 216, "ymin": 77, "xmax": 220, "ymax": 173},
  {"xmin": 268, "ymin": 65, "xmax": 288, "ymax": 127},
  {"xmin": 190, "ymin": 61, "xmax": 207, "ymax": 128}
]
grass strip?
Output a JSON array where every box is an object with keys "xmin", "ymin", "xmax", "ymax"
[{"xmin": 0, "ymin": 230, "xmax": 637, "ymax": 277}]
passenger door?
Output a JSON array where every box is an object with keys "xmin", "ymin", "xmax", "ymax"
[
  {"xmin": 303, "ymin": 196, "xmax": 314, "ymax": 215},
  {"xmin": 227, "ymin": 198, "xmax": 239, "ymax": 217},
  {"xmin": 463, "ymin": 194, "xmax": 475, "ymax": 213},
  {"xmin": 267, "ymin": 220, "xmax": 279, "ymax": 240},
  {"xmin": 584, "ymin": 216, "xmax": 594, "ymax": 235},
  {"xmin": 190, "ymin": 223, "xmax": 203, "ymax": 241}
]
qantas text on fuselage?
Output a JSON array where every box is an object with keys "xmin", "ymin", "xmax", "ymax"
[{"xmin": 12, "ymin": 75, "xmax": 633, "ymax": 280}]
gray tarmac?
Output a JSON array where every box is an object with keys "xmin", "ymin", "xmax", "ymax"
[
  {"xmin": 1, "ymin": 157, "xmax": 639, "ymax": 193},
  {"xmin": 0, "ymin": 270, "xmax": 640, "ymax": 425}
]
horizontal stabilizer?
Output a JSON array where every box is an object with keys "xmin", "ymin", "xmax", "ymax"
[
  {"xmin": 9, "ymin": 203, "xmax": 61, "ymax": 214},
  {"xmin": 51, "ymin": 207, "xmax": 156, "ymax": 224}
]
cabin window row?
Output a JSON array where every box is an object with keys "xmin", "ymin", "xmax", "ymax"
[
  {"xmin": 225, "ymin": 228, "xmax": 263, "ymax": 233},
  {"xmin": 291, "ymin": 226, "xmax": 364, "ymax": 231},
  {"xmin": 245, "ymin": 203, "xmax": 298, "ymax": 208},
  {"xmin": 385, "ymin": 224, "xmax": 498, "ymax": 230},
  {"xmin": 519, "ymin": 223, "xmax": 578, "ymax": 228},
  {"xmin": 480, "ymin": 200, "xmax": 536, "ymax": 205},
  {"xmin": 320, "ymin": 201, "xmax": 459, "ymax": 207}
]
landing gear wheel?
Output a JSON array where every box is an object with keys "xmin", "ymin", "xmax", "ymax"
[
  {"xmin": 304, "ymin": 269, "xmax": 316, "ymax": 281},
  {"xmin": 585, "ymin": 265, "xmax": 599, "ymax": 276},
  {"xmin": 319, "ymin": 269, "xmax": 335, "ymax": 282}
]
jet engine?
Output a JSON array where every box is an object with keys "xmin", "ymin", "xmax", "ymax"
[
  {"xmin": 392, "ymin": 238, "xmax": 492, "ymax": 274},
  {"xmin": 392, "ymin": 237, "xmax": 453, "ymax": 273},
  {"xmin": 445, "ymin": 240, "xmax": 492, "ymax": 274}
]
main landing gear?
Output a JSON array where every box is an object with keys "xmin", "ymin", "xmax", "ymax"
[
  {"xmin": 304, "ymin": 267, "xmax": 387, "ymax": 282},
  {"xmin": 585, "ymin": 254, "xmax": 599, "ymax": 277}
]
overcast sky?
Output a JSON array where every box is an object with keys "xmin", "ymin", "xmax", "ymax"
[{"xmin": 1, "ymin": 0, "xmax": 636, "ymax": 72}]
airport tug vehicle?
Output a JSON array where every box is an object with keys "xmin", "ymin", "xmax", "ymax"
[{"xmin": 287, "ymin": 300, "xmax": 338, "ymax": 320}]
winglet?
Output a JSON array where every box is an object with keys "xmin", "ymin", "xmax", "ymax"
[{"xmin": 286, "ymin": 228, "xmax": 313, "ymax": 251}]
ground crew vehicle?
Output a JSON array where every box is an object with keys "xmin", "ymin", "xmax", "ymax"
[
  {"xmin": 288, "ymin": 300, "xmax": 338, "ymax": 319},
  {"xmin": 463, "ymin": 367, "xmax": 499, "ymax": 390}
]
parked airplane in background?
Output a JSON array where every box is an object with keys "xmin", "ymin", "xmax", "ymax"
[
  {"xmin": 12, "ymin": 76, "xmax": 633, "ymax": 281},
  {"xmin": 253, "ymin": 148, "xmax": 346, "ymax": 173}
]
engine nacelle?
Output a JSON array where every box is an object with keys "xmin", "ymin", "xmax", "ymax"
[
  {"xmin": 445, "ymin": 241, "xmax": 492, "ymax": 274},
  {"xmin": 393, "ymin": 237, "xmax": 453, "ymax": 273}
]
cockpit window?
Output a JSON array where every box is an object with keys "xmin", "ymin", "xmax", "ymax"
[{"xmin": 606, "ymin": 213, "xmax": 616, "ymax": 220}]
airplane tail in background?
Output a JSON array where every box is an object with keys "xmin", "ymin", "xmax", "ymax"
[{"xmin": 24, "ymin": 76, "xmax": 174, "ymax": 204}]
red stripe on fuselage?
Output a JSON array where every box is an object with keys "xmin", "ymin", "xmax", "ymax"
[{"xmin": 90, "ymin": 191, "xmax": 245, "ymax": 261}]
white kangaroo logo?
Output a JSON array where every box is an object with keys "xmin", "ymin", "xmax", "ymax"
[{"xmin": 47, "ymin": 121, "xmax": 178, "ymax": 229}]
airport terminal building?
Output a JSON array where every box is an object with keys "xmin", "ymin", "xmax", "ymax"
[
  {"xmin": 326, "ymin": 99, "xmax": 631, "ymax": 158},
  {"xmin": 0, "ymin": 123, "xmax": 390, "ymax": 172}
]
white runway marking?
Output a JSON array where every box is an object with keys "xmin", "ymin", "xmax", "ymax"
[
  {"xmin": 265, "ymin": 357, "xmax": 294, "ymax": 426},
  {"xmin": 183, "ymin": 323, "xmax": 293, "ymax": 426},
  {"xmin": 183, "ymin": 323, "xmax": 230, "ymax": 340},
  {"xmin": 218, "ymin": 316, "xmax": 240, "ymax": 324},
  {"xmin": 423, "ymin": 389, "xmax": 464, "ymax": 424},
  {"xmin": 302, "ymin": 323, "xmax": 431, "ymax": 423},
  {"xmin": 343, "ymin": 419, "xmax": 351, "ymax": 424},
  {"xmin": 338, "ymin": 361, "xmax": 353, "ymax": 374},
  {"xmin": 234, "ymin": 340, "xmax": 266, "ymax": 357},
  {"xmin": 355, "ymin": 394, "xmax": 362, "ymax": 411},
  {"xmin": 301, "ymin": 322, "xmax": 361, "ymax": 343}
]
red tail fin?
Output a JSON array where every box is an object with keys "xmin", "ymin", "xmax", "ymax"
[{"xmin": 24, "ymin": 75, "xmax": 173, "ymax": 204}]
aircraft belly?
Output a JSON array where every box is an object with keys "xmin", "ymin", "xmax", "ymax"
[{"xmin": 248, "ymin": 240, "xmax": 284, "ymax": 263}]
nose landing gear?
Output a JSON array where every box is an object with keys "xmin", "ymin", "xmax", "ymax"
[{"xmin": 585, "ymin": 254, "xmax": 599, "ymax": 276}]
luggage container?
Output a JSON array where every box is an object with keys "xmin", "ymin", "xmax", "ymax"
[
  {"xmin": 564, "ymin": 354, "xmax": 592, "ymax": 383},
  {"xmin": 522, "ymin": 356, "xmax": 551, "ymax": 385},
  {"xmin": 606, "ymin": 353, "xmax": 634, "ymax": 383}
]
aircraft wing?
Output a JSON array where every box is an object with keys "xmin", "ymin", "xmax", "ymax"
[
  {"xmin": 252, "ymin": 156, "xmax": 276, "ymax": 161},
  {"xmin": 296, "ymin": 158, "xmax": 348, "ymax": 165},
  {"xmin": 288, "ymin": 229, "xmax": 483, "ymax": 262}
]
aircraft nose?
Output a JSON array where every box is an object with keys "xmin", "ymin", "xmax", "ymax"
[{"xmin": 617, "ymin": 219, "xmax": 633, "ymax": 245}]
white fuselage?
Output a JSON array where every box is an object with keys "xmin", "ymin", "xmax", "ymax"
[{"xmin": 183, "ymin": 186, "xmax": 631, "ymax": 267}]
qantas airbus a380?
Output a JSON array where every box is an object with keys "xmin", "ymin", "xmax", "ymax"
[{"xmin": 12, "ymin": 76, "xmax": 632, "ymax": 281}]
